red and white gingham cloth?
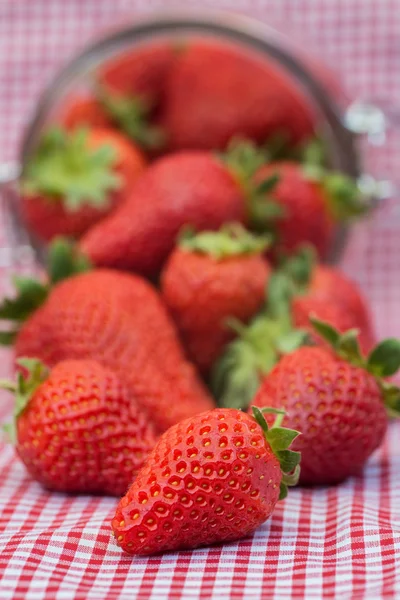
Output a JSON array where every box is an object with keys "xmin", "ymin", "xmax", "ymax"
[{"xmin": 1, "ymin": 1, "xmax": 400, "ymax": 598}]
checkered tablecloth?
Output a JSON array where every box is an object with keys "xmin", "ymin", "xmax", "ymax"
[{"xmin": 1, "ymin": 1, "xmax": 400, "ymax": 598}]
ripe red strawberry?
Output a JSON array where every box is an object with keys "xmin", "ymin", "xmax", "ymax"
[
  {"xmin": 291, "ymin": 296, "xmax": 374, "ymax": 354},
  {"xmin": 252, "ymin": 319, "xmax": 400, "ymax": 484},
  {"xmin": 112, "ymin": 407, "xmax": 300, "ymax": 555},
  {"xmin": 212, "ymin": 257, "xmax": 375, "ymax": 410},
  {"xmin": 161, "ymin": 225, "xmax": 271, "ymax": 375},
  {"xmin": 2, "ymin": 267, "xmax": 214, "ymax": 433},
  {"xmin": 21, "ymin": 127, "xmax": 146, "ymax": 242},
  {"xmin": 280, "ymin": 245, "xmax": 375, "ymax": 344},
  {"xmin": 59, "ymin": 94, "xmax": 113, "ymax": 130},
  {"xmin": 160, "ymin": 40, "xmax": 315, "ymax": 151},
  {"xmin": 98, "ymin": 41, "xmax": 175, "ymax": 102},
  {"xmin": 96, "ymin": 41, "xmax": 177, "ymax": 151},
  {"xmin": 80, "ymin": 151, "xmax": 248, "ymax": 275},
  {"xmin": 1, "ymin": 358, "xmax": 156, "ymax": 495},
  {"xmin": 254, "ymin": 161, "xmax": 365, "ymax": 259},
  {"xmin": 309, "ymin": 264, "xmax": 373, "ymax": 332}
]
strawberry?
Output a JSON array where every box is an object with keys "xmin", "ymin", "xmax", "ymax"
[
  {"xmin": 1, "ymin": 358, "xmax": 156, "ymax": 495},
  {"xmin": 80, "ymin": 151, "xmax": 248, "ymax": 275},
  {"xmin": 160, "ymin": 40, "xmax": 315, "ymax": 151},
  {"xmin": 98, "ymin": 41, "xmax": 175, "ymax": 103},
  {"xmin": 112, "ymin": 407, "xmax": 300, "ymax": 555},
  {"xmin": 0, "ymin": 252, "xmax": 214, "ymax": 432},
  {"xmin": 21, "ymin": 126, "xmax": 146, "ymax": 242},
  {"xmin": 252, "ymin": 318, "xmax": 400, "ymax": 485},
  {"xmin": 254, "ymin": 161, "xmax": 366, "ymax": 259},
  {"xmin": 212, "ymin": 255, "xmax": 375, "ymax": 410},
  {"xmin": 308, "ymin": 264, "xmax": 373, "ymax": 332},
  {"xmin": 291, "ymin": 296, "xmax": 374, "ymax": 354},
  {"xmin": 59, "ymin": 94, "xmax": 113, "ymax": 130},
  {"xmin": 161, "ymin": 225, "xmax": 271, "ymax": 375},
  {"xmin": 280, "ymin": 246, "xmax": 375, "ymax": 345},
  {"xmin": 96, "ymin": 41, "xmax": 177, "ymax": 151}
]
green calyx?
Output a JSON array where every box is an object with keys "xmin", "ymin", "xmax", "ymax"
[
  {"xmin": 97, "ymin": 85, "xmax": 165, "ymax": 150},
  {"xmin": 277, "ymin": 244, "xmax": 317, "ymax": 290},
  {"xmin": 1, "ymin": 358, "xmax": 49, "ymax": 444},
  {"xmin": 221, "ymin": 139, "xmax": 284, "ymax": 231},
  {"xmin": 311, "ymin": 317, "xmax": 400, "ymax": 415},
  {"xmin": 22, "ymin": 127, "xmax": 122, "ymax": 211},
  {"xmin": 262, "ymin": 133, "xmax": 328, "ymax": 165},
  {"xmin": 212, "ymin": 307, "xmax": 308, "ymax": 411},
  {"xmin": 296, "ymin": 135, "xmax": 368, "ymax": 221},
  {"xmin": 303, "ymin": 163, "xmax": 369, "ymax": 221},
  {"xmin": 251, "ymin": 406, "xmax": 301, "ymax": 500},
  {"xmin": 0, "ymin": 237, "xmax": 91, "ymax": 345},
  {"xmin": 179, "ymin": 224, "xmax": 270, "ymax": 260},
  {"xmin": 212, "ymin": 270, "xmax": 309, "ymax": 411}
]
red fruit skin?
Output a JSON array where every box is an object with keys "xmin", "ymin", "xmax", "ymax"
[
  {"xmin": 252, "ymin": 346, "xmax": 387, "ymax": 485},
  {"xmin": 292, "ymin": 296, "xmax": 375, "ymax": 355},
  {"xmin": 98, "ymin": 41, "xmax": 176, "ymax": 103},
  {"xmin": 310, "ymin": 265, "xmax": 374, "ymax": 334},
  {"xmin": 59, "ymin": 95, "xmax": 113, "ymax": 130},
  {"xmin": 112, "ymin": 408, "xmax": 281, "ymax": 555},
  {"xmin": 15, "ymin": 270, "xmax": 214, "ymax": 433},
  {"xmin": 161, "ymin": 249, "xmax": 271, "ymax": 374},
  {"xmin": 256, "ymin": 162, "xmax": 334, "ymax": 259},
  {"xmin": 161, "ymin": 40, "xmax": 315, "ymax": 151},
  {"xmin": 80, "ymin": 152, "xmax": 246, "ymax": 275},
  {"xmin": 21, "ymin": 128, "xmax": 147, "ymax": 242},
  {"xmin": 16, "ymin": 359, "xmax": 156, "ymax": 495}
]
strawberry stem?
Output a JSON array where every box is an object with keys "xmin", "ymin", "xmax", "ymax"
[
  {"xmin": 97, "ymin": 85, "xmax": 165, "ymax": 150},
  {"xmin": 251, "ymin": 406, "xmax": 301, "ymax": 500},
  {"xmin": 0, "ymin": 237, "xmax": 91, "ymax": 345},
  {"xmin": 221, "ymin": 138, "xmax": 284, "ymax": 231},
  {"xmin": 0, "ymin": 380, "xmax": 17, "ymax": 393},
  {"xmin": 310, "ymin": 317, "xmax": 400, "ymax": 415},
  {"xmin": 1, "ymin": 358, "xmax": 49, "ymax": 444},
  {"xmin": 178, "ymin": 224, "xmax": 270, "ymax": 259},
  {"xmin": 22, "ymin": 127, "xmax": 121, "ymax": 211}
]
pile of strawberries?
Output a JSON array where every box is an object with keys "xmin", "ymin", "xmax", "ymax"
[{"xmin": 1, "ymin": 37, "xmax": 400, "ymax": 557}]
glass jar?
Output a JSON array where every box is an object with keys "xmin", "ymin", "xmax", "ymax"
[{"xmin": 0, "ymin": 9, "xmax": 393, "ymax": 276}]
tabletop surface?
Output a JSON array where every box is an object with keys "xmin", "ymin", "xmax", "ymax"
[{"xmin": 0, "ymin": 1, "xmax": 400, "ymax": 599}]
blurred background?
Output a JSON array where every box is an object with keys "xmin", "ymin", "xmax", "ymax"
[{"xmin": 0, "ymin": 0, "xmax": 399, "ymax": 339}]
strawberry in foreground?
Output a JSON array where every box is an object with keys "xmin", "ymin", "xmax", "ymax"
[
  {"xmin": 254, "ymin": 161, "xmax": 368, "ymax": 259},
  {"xmin": 252, "ymin": 318, "xmax": 400, "ymax": 485},
  {"xmin": 21, "ymin": 126, "xmax": 146, "ymax": 242},
  {"xmin": 0, "ymin": 243, "xmax": 214, "ymax": 433},
  {"xmin": 161, "ymin": 39, "xmax": 315, "ymax": 151},
  {"xmin": 161, "ymin": 225, "xmax": 271, "ymax": 375},
  {"xmin": 1, "ymin": 358, "xmax": 156, "ymax": 495},
  {"xmin": 112, "ymin": 407, "xmax": 300, "ymax": 555}
]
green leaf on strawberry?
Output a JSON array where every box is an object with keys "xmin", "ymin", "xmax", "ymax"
[
  {"xmin": 47, "ymin": 237, "xmax": 92, "ymax": 284},
  {"xmin": 310, "ymin": 316, "xmax": 400, "ymax": 414},
  {"xmin": 367, "ymin": 339, "xmax": 400, "ymax": 377},
  {"xmin": 22, "ymin": 127, "xmax": 122, "ymax": 211},
  {"xmin": 179, "ymin": 223, "xmax": 270, "ymax": 260},
  {"xmin": 0, "ymin": 357, "xmax": 49, "ymax": 443},
  {"xmin": 302, "ymin": 163, "xmax": 369, "ymax": 221},
  {"xmin": 251, "ymin": 406, "xmax": 301, "ymax": 500},
  {"xmin": 97, "ymin": 85, "xmax": 165, "ymax": 150},
  {"xmin": 0, "ymin": 238, "xmax": 91, "ymax": 345},
  {"xmin": 221, "ymin": 138, "xmax": 284, "ymax": 231}
]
